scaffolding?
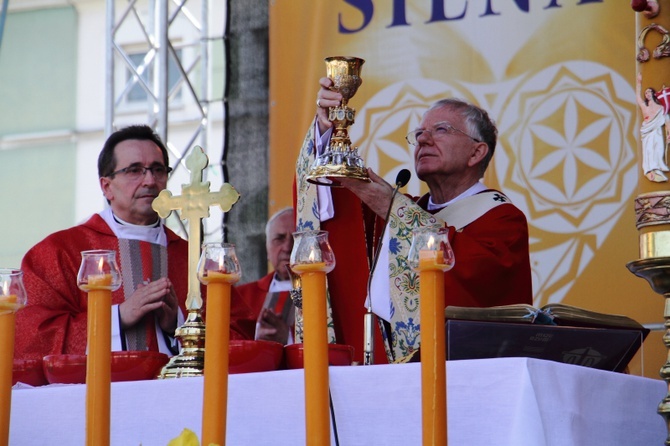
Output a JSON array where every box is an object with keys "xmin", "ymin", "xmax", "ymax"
[{"xmin": 105, "ymin": 0, "xmax": 227, "ymax": 242}]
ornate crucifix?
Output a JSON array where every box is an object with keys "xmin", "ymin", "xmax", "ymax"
[
  {"xmin": 153, "ymin": 146, "xmax": 240, "ymax": 310},
  {"xmin": 153, "ymin": 146, "xmax": 240, "ymax": 378}
]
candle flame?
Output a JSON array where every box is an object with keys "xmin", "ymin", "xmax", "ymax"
[
  {"xmin": 427, "ymin": 235, "xmax": 435, "ymax": 249},
  {"xmin": 97, "ymin": 256, "xmax": 104, "ymax": 272},
  {"xmin": 308, "ymin": 249, "xmax": 316, "ymax": 262},
  {"xmin": 1, "ymin": 281, "xmax": 7, "ymax": 296}
]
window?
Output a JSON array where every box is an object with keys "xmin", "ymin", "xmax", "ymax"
[{"xmin": 125, "ymin": 49, "xmax": 183, "ymax": 104}]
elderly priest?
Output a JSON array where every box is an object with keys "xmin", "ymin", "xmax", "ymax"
[{"xmin": 296, "ymin": 78, "xmax": 534, "ymax": 364}]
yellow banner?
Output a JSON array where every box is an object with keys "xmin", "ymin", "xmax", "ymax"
[{"xmin": 269, "ymin": 1, "xmax": 663, "ymax": 375}]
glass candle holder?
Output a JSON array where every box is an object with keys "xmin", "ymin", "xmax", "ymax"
[
  {"xmin": 289, "ymin": 230, "xmax": 336, "ymax": 274},
  {"xmin": 408, "ymin": 226, "xmax": 455, "ymax": 272},
  {"xmin": 76, "ymin": 250, "xmax": 122, "ymax": 291},
  {"xmin": 197, "ymin": 243, "xmax": 241, "ymax": 285},
  {"xmin": 0, "ymin": 269, "xmax": 27, "ymax": 315}
]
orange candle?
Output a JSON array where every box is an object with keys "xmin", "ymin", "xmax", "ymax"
[
  {"xmin": 418, "ymin": 250, "xmax": 447, "ymax": 446},
  {"xmin": 86, "ymin": 274, "xmax": 113, "ymax": 289},
  {"xmin": 201, "ymin": 271, "xmax": 236, "ymax": 446},
  {"xmin": 0, "ymin": 294, "xmax": 19, "ymax": 313},
  {"xmin": 86, "ymin": 274, "xmax": 112, "ymax": 446},
  {"xmin": 0, "ymin": 294, "xmax": 20, "ymax": 446},
  {"xmin": 419, "ymin": 249, "xmax": 445, "ymax": 269},
  {"xmin": 290, "ymin": 262, "xmax": 327, "ymax": 274},
  {"xmin": 293, "ymin": 262, "xmax": 330, "ymax": 446}
]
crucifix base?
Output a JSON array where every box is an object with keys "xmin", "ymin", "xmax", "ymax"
[{"xmin": 158, "ymin": 309, "xmax": 206, "ymax": 378}]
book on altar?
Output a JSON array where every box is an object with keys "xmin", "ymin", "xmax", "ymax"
[{"xmin": 444, "ymin": 303, "xmax": 650, "ymax": 373}]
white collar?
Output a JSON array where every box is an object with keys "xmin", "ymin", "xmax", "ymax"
[
  {"xmin": 99, "ymin": 207, "xmax": 167, "ymax": 247},
  {"xmin": 427, "ymin": 182, "xmax": 487, "ymax": 211},
  {"xmin": 269, "ymin": 273, "xmax": 292, "ymax": 292}
]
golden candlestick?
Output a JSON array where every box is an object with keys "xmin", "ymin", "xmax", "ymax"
[
  {"xmin": 307, "ymin": 56, "xmax": 370, "ymax": 186},
  {"xmin": 153, "ymin": 146, "xmax": 240, "ymax": 378},
  {"xmin": 628, "ymin": 5, "xmax": 670, "ymax": 445}
]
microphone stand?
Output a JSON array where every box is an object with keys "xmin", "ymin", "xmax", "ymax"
[{"xmin": 363, "ymin": 170, "xmax": 410, "ymax": 365}]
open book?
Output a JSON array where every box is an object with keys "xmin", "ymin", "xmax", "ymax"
[{"xmin": 444, "ymin": 304, "xmax": 649, "ymax": 373}]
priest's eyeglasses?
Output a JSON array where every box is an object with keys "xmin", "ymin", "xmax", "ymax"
[
  {"xmin": 108, "ymin": 163, "xmax": 173, "ymax": 181},
  {"xmin": 406, "ymin": 121, "xmax": 481, "ymax": 146}
]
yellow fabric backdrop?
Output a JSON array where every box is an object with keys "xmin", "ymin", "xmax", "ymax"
[{"xmin": 268, "ymin": 1, "xmax": 664, "ymax": 377}]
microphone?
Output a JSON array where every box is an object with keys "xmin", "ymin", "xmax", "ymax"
[
  {"xmin": 395, "ymin": 168, "xmax": 411, "ymax": 189},
  {"xmin": 363, "ymin": 168, "xmax": 411, "ymax": 365}
]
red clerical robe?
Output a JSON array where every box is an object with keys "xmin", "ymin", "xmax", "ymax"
[
  {"xmin": 236, "ymin": 272, "xmax": 275, "ymax": 317},
  {"xmin": 235, "ymin": 273, "xmax": 295, "ymax": 341},
  {"xmin": 15, "ymin": 214, "xmax": 254, "ymax": 360},
  {"xmin": 296, "ymin": 185, "xmax": 533, "ymax": 364},
  {"xmin": 413, "ymin": 192, "xmax": 533, "ymax": 308},
  {"xmin": 294, "ymin": 123, "xmax": 532, "ymax": 363}
]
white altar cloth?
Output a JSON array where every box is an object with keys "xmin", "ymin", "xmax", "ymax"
[{"xmin": 9, "ymin": 357, "xmax": 666, "ymax": 445}]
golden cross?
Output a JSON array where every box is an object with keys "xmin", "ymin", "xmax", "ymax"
[{"xmin": 152, "ymin": 146, "xmax": 240, "ymax": 309}]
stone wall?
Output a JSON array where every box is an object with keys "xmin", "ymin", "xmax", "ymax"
[{"xmin": 224, "ymin": 0, "xmax": 269, "ymax": 284}]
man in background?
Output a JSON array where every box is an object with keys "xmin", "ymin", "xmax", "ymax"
[{"xmin": 236, "ymin": 207, "xmax": 296, "ymax": 344}]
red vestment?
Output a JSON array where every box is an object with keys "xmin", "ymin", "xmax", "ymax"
[
  {"xmin": 294, "ymin": 185, "xmax": 533, "ymax": 364},
  {"xmin": 414, "ymin": 192, "xmax": 533, "ymax": 308},
  {"xmin": 235, "ymin": 272, "xmax": 295, "ymax": 343},
  {"xmin": 15, "ymin": 214, "xmax": 254, "ymax": 360},
  {"xmin": 236, "ymin": 273, "xmax": 274, "ymax": 317},
  {"xmin": 293, "ymin": 123, "xmax": 532, "ymax": 363}
]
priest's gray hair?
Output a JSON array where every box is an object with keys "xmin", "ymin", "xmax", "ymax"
[{"xmin": 265, "ymin": 207, "xmax": 295, "ymax": 240}]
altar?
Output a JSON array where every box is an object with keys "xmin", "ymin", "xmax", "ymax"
[{"xmin": 8, "ymin": 357, "xmax": 665, "ymax": 445}]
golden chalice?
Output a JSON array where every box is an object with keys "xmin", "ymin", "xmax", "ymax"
[{"xmin": 307, "ymin": 56, "xmax": 370, "ymax": 186}]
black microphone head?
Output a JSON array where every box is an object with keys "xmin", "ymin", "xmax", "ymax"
[{"xmin": 395, "ymin": 169, "xmax": 411, "ymax": 188}]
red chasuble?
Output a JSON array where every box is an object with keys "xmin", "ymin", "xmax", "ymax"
[
  {"xmin": 15, "ymin": 214, "xmax": 255, "ymax": 360},
  {"xmin": 235, "ymin": 272, "xmax": 295, "ymax": 339},
  {"xmin": 294, "ymin": 182, "xmax": 533, "ymax": 364},
  {"xmin": 293, "ymin": 123, "xmax": 532, "ymax": 363}
]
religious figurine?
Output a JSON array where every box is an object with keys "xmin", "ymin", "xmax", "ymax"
[{"xmin": 637, "ymin": 72, "xmax": 670, "ymax": 182}]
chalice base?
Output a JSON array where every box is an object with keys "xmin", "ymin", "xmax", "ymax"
[
  {"xmin": 158, "ymin": 309, "xmax": 206, "ymax": 379},
  {"xmin": 306, "ymin": 166, "xmax": 370, "ymax": 186},
  {"xmin": 306, "ymin": 148, "xmax": 370, "ymax": 186}
]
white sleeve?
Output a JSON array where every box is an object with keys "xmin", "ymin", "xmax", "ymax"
[
  {"xmin": 368, "ymin": 226, "xmax": 391, "ymax": 322},
  {"xmin": 156, "ymin": 310, "xmax": 185, "ymax": 356},
  {"xmin": 111, "ymin": 304, "xmax": 123, "ymax": 351},
  {"xmin": 314, "ymin": 121, "xmax": 335, "ymax": 222}
]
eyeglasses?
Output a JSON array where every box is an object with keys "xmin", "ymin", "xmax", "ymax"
[
  {"xmin": 406, "ymin": 121, "xmax": 481, "ymax": 146},
  {"xmin": 107, "ymin": 163, "xmax": 172, "ymax": 181}
]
